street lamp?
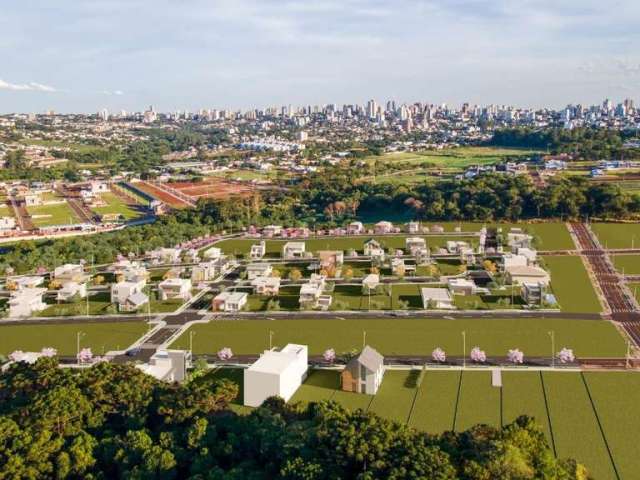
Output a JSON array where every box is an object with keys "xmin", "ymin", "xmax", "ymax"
[
  {"xmin": 462, "ymin": 331, "xmax": 466, "ymax": 368},
  {"xmin": 189, "ymin": 330, "xmax": 196, "ymax": 354},
  {"xmin": 548, "ymin": 330, "xmax": 555, "ymax": 368},
  {"xmin": 269, "ymin": 330, "xmax": 274, "ymax": 350},
  {"xmin": 76, "ymin": 331, "xmax": 85, "ymax": 366}
]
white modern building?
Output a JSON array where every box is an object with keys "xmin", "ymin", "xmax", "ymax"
[
  {"xmin": 213, "ymin": 291, "xmax": 248, "ymax": 312},
  {"xmin": 158, "ymin": 278, "xmax": 192, "ymax": 301},
  {"xmin": 8, "ymin": 288, "xmax": 47, "ymax": 317},
  {"xmin": 243, "ymin": 344, "xmax": 308, "ymax": 407},
  {"xmin": 56, "ymin": 281, "xmax": 88, "ymax": 302},
  {"xmin": 137, "ymin": 350, "xmax": 191, "ymax": 383},
  {"xmin": 203, "ymin": 246, "xmax": 223, "ymax": 260},
  {"xmin": 246, "ymin": 263, "xmax": 273, "ymax": 280},
  {"xmin": 406, "ymin": 237, "xmax": 426, "ymax": 254},
  {"xmin": 505, "ymin": 265, "xmax": 550, "ymax": 286},
  {"xmin": 250, "ymin": 241, "xmax": 267, "ymax": 260},
  {"xmin": 191, "ymin": 262, "xmax": 219, "ymax": 282},
  {"xmin": 251, "ymin": 276, "xmax": 281, "ymax": 296},
  {"xmin": 421, "ymin": 287, "xmax": 455, "ymax": 309},
  {"xmin": 282, "ymin": 242, "xmax": 306, "ymax": 259}
]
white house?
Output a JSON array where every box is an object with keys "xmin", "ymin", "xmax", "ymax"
[
  {"xmin": 348, "ymin": 221, "xmax": 364, "ymax": 234},
  {"xmin": 374, "ymin": 221, "xmax": 393, "ymax": 234},
  {"xmin": 53, "ymin": 263, "xmax": 84, "ymax": 280},
  {"xmin": 252, "ymin": 276, "xmax": 281, "ymax": 296},
  {"xmin": 8, "ymin": 288, "xmax": 47, "ymax": 317},
  {"xmin": 246, "ymin": 263, "xmax": 273, "ymax": 280},
  {"xmin": 447, "ymin": 278, "xmax": 479, "ymax": 296},
  {"xmin": 507, "ymin": 229, "xmax": 533, "ymax": 249},
  {"xmin": 406, "ymin": 237, "xmax": 426, "ymax": 254},
  {"xmin": 213, "ymin": 291, "xmax": 248, "ymax": 312},
  {"xmin": 505, "ymin": 265, "xmax": 550, "ymax": 286},
  {"xmin": 262, "ymin": 225, "xmax": 283, "ymax": 237},
  {"xmin": 415, "ymin": 247, "xmax": 431, "ymax": 266},
  {"xmin": 282, "ymin": 242, "xmax": 306, "ymax": 259},
  {"xmin": 521, "ymin": 282, "xmax": 544, "ymax": 306},
  {"xmin": 363, "ymin": 239, "xmax": 385, "ymax": 259},
  {"xmin": 503, "ymin": 253, "xmax": 529, "ymax": 270},
  {"xmin": 191, "ymin": 262, "xmax": 219, "ymax": 282},
  {"xmin": 362, "ymin": 273, "xmax": 380, "ymax": 291},
  {"xmin": 406, "ymin": 221, "xmax": 420, "ymax": 234},
  {"xmin": 9, "ymin": 276, "xmax": 44, "ymax": 290},
  {"xmin": 250, "ymin": 241, "xmax": 267, "ymax": 260},
  {"xmin": 158, "ymin": 278, "xmax": 192, "ymax": 301},
  {"xmin": 515, "ymin": 247, "xmax": 537, "ymax": 264},
  {"xmin": 0, "ymin": 216, "xmax": 16, "ymax": 231},
  {"xmin": 299, "ymin": 274, "xmax": 326, "ymax": 309},
  {"xmin": 111, "ymin": 280, "xmax": 147, "ymax": 311},
  {"xmin": 151, "ymin": 248, "xmax": 182, "ymax": 264},
  {"xmin": 421, "ymin": 287, "xmax": 455, "ymax": 309},
  {"xmin": 341, "ymin": 345, "xmax": 385, "ymax": 395},
  {"xmin": 137, "ymin": 350, "xmax": 191, "ymax": 383},
  {"xmin": 318, "ymin": 250, "xmax": 344, "ymax": 269},
  {"xmin": 244, "ymin": 343, "xmax": 308, "ymax": 407},
  {"xmin": 203, "ymin": 246, "xmax": 222, "ymax": 260},
  {"xmin": 56, "ymin": 281, "xmax": 88, "ymax": 302},
  {"xmin": 446, "ymin": 241, "xmax": 471, "ymax": 254}
]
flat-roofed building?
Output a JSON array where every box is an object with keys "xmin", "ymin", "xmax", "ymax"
[
  {"xmin": 282, "ymin": 242, "xmax": 306, "ymax": 259},
  {"xmin": 158, "ymin": 278, "xmax": 192, "ymax": 301},
  {"xmin": 250, "ymin": 241, "xmax": 267, "ymax": 260},
  {"xmin": 252, "ymin": 276, "xmax": 280, "ymax": 296},
  {"xmin": 9, "ymin": 287, "xmax": 47, "ymax": 317},
  {"xmin": 421, "ymin": 287, "xmax": 455, "ymax": 309},
  {"xmin": 137, "ymin": 350, "xmax": 191, "ymax": 383},
  {"xmin": 212, "ymin": 291, "xmax": 248, "ymax": 312},
  {"xmin": 246, "ymin": 263, "xmax": 273, "ymax": 280}
]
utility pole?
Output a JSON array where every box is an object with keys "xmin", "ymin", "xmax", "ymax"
[
  {"xmin": 363, "ymin": 330, "xmax": 367, "ymax": 348},
  {"xmin": 269, "ymin": 330, "xmax": 274, "ymax": 350},
  {"xmin": 626, "ymin": 341, "xmax": 631, "ymax": 369},
  {"xmin": 548, "ymin": 330, "xmax": 555, "ymax": 368},
  {"xmin": 462, "ymin": 331, "xmax": 466, "ymax": 368}
]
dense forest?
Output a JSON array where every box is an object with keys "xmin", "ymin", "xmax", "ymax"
[
  {"xmin": 489, "ymin": 127, "xmax": 640, "ymax": 160},
  {"xmin": 0, "ymin": 358, "xmax": 587, "ymax": 479},
  {"xmin": 2, "ymin": 173, "xmax": 639, "ymax": 274}
]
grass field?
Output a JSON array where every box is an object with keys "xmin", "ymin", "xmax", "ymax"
[
  {"xmin": 37, "ymin": 291, "xmax": 182, "ymax": 317},
  {"xmin": 214, "ymin": 235, "xmax": 478, "ymax": 257},
  {"xmin": 611, "ymin": 255, "xmax": 640, "ymax": 275},
  {"xmin": 28, "ymin": 201, "xmax": 80, "ymax": 227},
  {"xmin": 92, "ymin": 191, "xmax": 142, "ymax": 221},
  {"xmin": 172, "ymin": 317, "xmax": 626, "ymax": 358},
  {"xmin": 542, "ymin": 256, "xmax": 602, "ymax": 313},
  {"xmin": 592, "ymin": 223, "xmax": 640, "ymax": 249},
  {"xmin": 210, "ymin": 367, "xmax": 631, "ymax": 478},
  {"xmin": 0, "ymin": 321, "xmax": 148, "ymax": 356}
]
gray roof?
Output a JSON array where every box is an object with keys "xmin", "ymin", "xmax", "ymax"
[{"xmin": 348, "ymin": 345, "xmax": 384, "ymax": 372}]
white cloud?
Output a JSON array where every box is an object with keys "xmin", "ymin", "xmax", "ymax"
[{"xmin": 0, "ymin": 78, "xmax": 57, "ymax": 92}]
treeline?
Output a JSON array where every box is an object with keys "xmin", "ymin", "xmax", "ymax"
[
  {"xmin": 489, "ymin": 127, "xmax": 640, "ymax": 160},
  {"xmin": 0, "ymin": 359, "xmax": 587, "ymax": 479}
]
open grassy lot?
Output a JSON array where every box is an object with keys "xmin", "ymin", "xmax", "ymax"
[
  {"xmin": 210, "ymin": 367, "xmax": 631, "ymax": 478},
  {"xmin": 172, "ymin": 317, "xmax": 626, "ymax": 358},
  {"xmin": 0, "ymin": 321, "xmax": 148, "ymax": 356},
  {"xmin": 542, "ymin": 256, "xmax": 602, "ymax": 313},
  {"xmin": 332, "ymin": 283, "xmax": 428, "ymax": 310},
  {"xmin": 543, "ymin": 372, "xmax": 617, "ymax": 480},
  {"xmin": 28, "ymin": 201, "xmax": 81, "ymax": 227},
  {"xmin": 214, "ymin": 235, "xmax": 478, "ymax": 257},
  {"xmin": 611, "ymin": 254, "xmax": 640, "ymax": 275},
  {"xmin": 92, "ymin": 191, "xmax": 142, "ymax": 221},
  {"xmin": 0, "ymin": 203, "xmax": 12, "ymax": 217},
  {"xmin": 36, "ymin": 291, "xmax": 183, "ymax": 316},
  {"xmin": 592, "ymin": 223, "xmax": 640, "ymax": 249}
]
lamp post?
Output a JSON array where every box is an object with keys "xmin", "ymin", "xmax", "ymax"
[
  {"xmin": 363, "ymin": 330, "xmax": 367, "ymax": 348},
  {"xmin": 269, "ymin": 330, "xmax": 274, "ymax": 350},
  {"xmin": 189, "ymin": 330, "xmax": 196, "ymax": 355},
  {"xmin": 76, "ymin": 331, "xmax": 85, "ymax": 366},
  {"xmin": 548, "ymin": 330, "xmax": 555, "ymax": 368}
]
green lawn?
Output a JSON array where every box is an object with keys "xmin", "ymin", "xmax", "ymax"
[
  {"xmin": 454, "ymin": 371, "xmax": 501, "ymax": 431},
  {"xmin": 611, "ymin": 255, "xmax": 640, "ymax": 275},
  {"xmin": 92, "ymin": 191, "xmax": 142, "ymax": 221},
  {"xmin": 409, "ymin": 370, "xmax": 460, "ymax": 433},
  {"xmin": 502, "ymin": 372, "xmax": 553, "ymax": 442},
  {"xmin": 592, "ymin": 223, "xmax": 640, "ymax": 249},
  {"xmin": 368, "ymin": 370, "xmax": 418, "ymax": 423},
  {"xmin": 543, "ymin": 372, "xmax": 617, "ymax": 480},
  {"xmin": 28, "ymin": 201, "xmax": 81, "ymax": 226},
  {"xmin": 0, "ymin": 321, "xmax": 148, "ymax": 356},
  {"xmin": 172, "ymin": 318, "xmax": 626, "ymax": 358},
  {"xmin": 542, "ymin": 256, "xmax": 602, "ymax": 313}
]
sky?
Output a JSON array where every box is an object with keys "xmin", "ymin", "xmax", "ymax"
[{"xmin": 1, "ymin": 0, "xmax": 639, "ymax": 113}]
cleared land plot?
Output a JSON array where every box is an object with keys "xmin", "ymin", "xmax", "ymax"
[
  {"xmin": 28, "ymin": 201, "xmax": 80, "ymax": 227},
  {"xmin": 215, "ymin": 235, "xmax": 478, "ymax": 257},
  {"xmin": 368, "ymin": 370, "xmax": 417, "ymax": 423},
  {"xmin": 167, "ymin": 178, "xmax": 255, "ymax": 200},
  {"xmin": 454, "ymin": 371, "xmax": 501, "ymax": 431},
  {"xmin": 501, "ymin": 372, "xmax": 552, "ymax": 442},
  {"xmin": 584, "ymin": 372, "xmax": 640, "ymax": 480},
  {"xmin": 543, "ymin": 372, "xmax": 616, "ymax": 480},
  {"xmin": 592, "ymin": 223, "xmax": 640, "ymax": 249},
  {"xmin": 542, "ymin": 256, "xmax": 602, "ymax": 313},
  {"xmin": 290, "ymin": 369, "xmax": 339, "ymax": 404},
  {"xmin": 332, "ymin": 283, "xmax": 427, "ymax": 310},
  {"xmin": 611, "ymin": 254, "xmax": 640, "ymax": 275},
  {"xmin": 0, "ymin": 321, "xmax": 147, "ymax": 356},
  {"xmin": 172, "ymin": 318, "xmax": 626, "ymax": 358},
  {"xmin": 409, "ymin": 370, "xmax": 460, "ymax": 433},
  {"xmin": 92, "ymin": 191, "xmax": 142, "ymax": 220}
]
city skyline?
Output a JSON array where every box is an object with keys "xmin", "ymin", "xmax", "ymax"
[{"xmin": 1, "ymin": 0, "xmax": 639, "ymax": 113}]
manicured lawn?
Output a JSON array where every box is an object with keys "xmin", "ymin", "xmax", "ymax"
[
  {"xmin": 0, "ymin": 321, "xmax": 148, "ymax": 356},
  {"xmin": 543, "ymin": 372, "xmax": 616, "ymax": 480},
  {"xmin": 172, "ymin": 318, "xmax": 626, "ymax": 358},
  {"xmin": 38, "ymin": 292, "xmax": 113, "ymax": 316},
  {"xmin": 542, "ymin": 256, "xmax": 602, "ymax": 313},
  {"xmin": 611, "ymin": 255, "xmax": 640, "ymax": 275},
  {"xmin": 368, "ymin": 370, "xmax": 417, "ymax": 423},
  {"xmin": 331, "ymin": 388, "xmax": 374, "ymax": 411},
  {"xmin": 409, "ymin": 370, "xmax": 460, "ymax": 433},
  {"xmin": 332, "ymin": 283, "xmax": 427, "ymax": 310},
  {"xmin": 454, "ymin": 371, "xmax": 501, "ymax": 431},
  {"xmin": 501, "ymin": 371, "xmax": 553, "ymax": 443},
  {"xmin": 583, "ymin": 372, "xmax": 640, "ymax": 480},
  {"xmin": 92, "ymin": 191, "xmax": 142, "ymax": 221},
  {"xmin": 592, "ymin": 223, "xmax": 640, "ymax": 250},
  {"xmin": 290, "ymin": 369, "xmax": 339, "ymax": 404},
  {"xmin": 28, "ymin": 201, "xmax": 81, "ymax": 226}
]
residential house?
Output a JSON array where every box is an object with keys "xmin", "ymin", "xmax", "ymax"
[
  {"xmin": 8, "ymin": 288, "xmax": 47, "ymax": 317},
  {"xmin": 111, "ymin": 280, "xmax": 147, "ymax": 312},
  {"xmin": 244, "ymin": 344, "xmax": 308, "ymax": 407},
  {"xmin": 151, "ymin": 248, "xmax": 182, "ymax": 264},
  {"xmin": 56, "ymin": 281, "xmax": 88, "ymax": 302},
  {"xmin": 447, "ymin": 278, "xmax": 481, "ymax": 296},
  {"xmin": 502, "ymin": 253, "xmax": 529, "ymax": 270},
  {"xmin": 0, "ymin": 217, "xmax": 16, "ymax": 231},
  {"xmin": 374, "ymin": 221, "xmax": 393, "ymax": 234},
  {"xmin": 507, "ymin": 229, "xmax": 533, "ymax": 249},
  {"xmin": 203, "ymin": 246, "xmax": 223, "ymax": 260},
  {"xmin": 250, "ymin": 241, "xmax": 267, "ymax": 260},
  {"xmin": 347, "ymin": 221, "xmax": 364, "ymax": 234},
  {"xmin": 446, "ymin": 240, "xmax": 471, "ymax": 254},
  {"xmin": 341, "ymin": 345, "xmax": 385, "ymax": 395},
  {"xmin": 158, "ymin": 278, "xmax": 192, "ymax": 301},
  {"xmin": 505, "ymin": 265, "xmax": 550, "ymax": 286},
  {"xmin": 9, "ymin": 276, "xmax": 44, "ymax": 290},
  {"xmin": 362, "ymin": 273, "xmax": 380, "ymax": 292},
  {"xmin": 212, "ymin": 291, "xmax": 248, "ymax": 312},
  {"xmin": 252, "ymin": 276, "xmax": 281, "ymax": 296},
  {"xmin": 299, "ymin": 274, "xmax": 328, "ymax": 309},
  {"xmin": 262, "ymin": 225, "xmax": 283, "ymax": 237},
  {"xmin": 515, "ymin": 247, "xmax": 537, "ymax": 264},
  {"xmin": 421, "ymin": 287, "xmax": 455, "ymax": 309},
  {"xmin": 521, "ymin": 282, "xmax": 544, "ymax": 306},
  {"xmin": 318, "ymin": 250, "xmax": 344, "ymax": 271},
  {"xmin": 415, "ymin": 247, "xmax": 431, "ymax": 266},
  {"xmin": 406, "ymin": 221, "xmax": 420, "ymax": 234},
  {"xmin": 246, "ymin": 263, "xmax": 273, "ymax": 280},
  {"xmin": 137, "ymin": 350, "xmax": 191, "ymax": 383},
  {"xmin": 405, "ymin": 237, "xmax": 426, "ymax": 254},
  {"xmin": 53, "ymin": 263, "xmax": 84, "ymax": 280},
  {"xmin": 363, "ymin": 239, "xmax": 385, "ymax": 259},
  {"xmin": 191, "ymin": 262, "xmax": 218, "ymax": 282},
  {"xmin": 282, "ymin": 242, "xmax": 306, "ymax": 259},
  {"xmin": 391, "ymin": 258, "xmax": 415, "ymax": 276}
]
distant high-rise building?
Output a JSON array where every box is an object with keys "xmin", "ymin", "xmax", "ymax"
[{"xmin": 366, "ymin": 99, "xmax": 377, "ymax": 119}]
